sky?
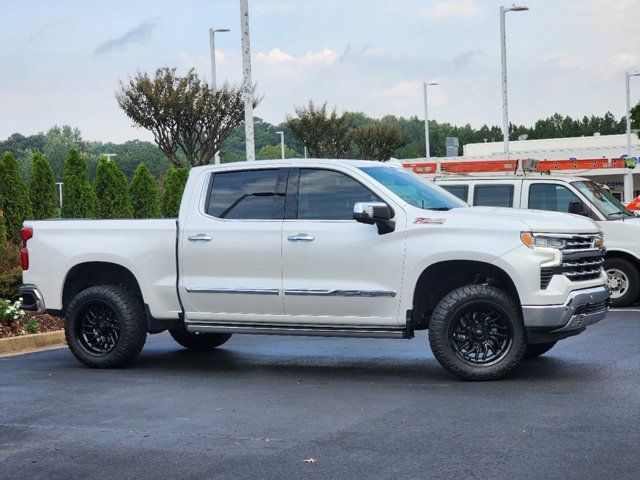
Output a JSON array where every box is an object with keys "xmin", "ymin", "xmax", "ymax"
[{"xmin": 1, "ymin": 0, "xmax": 639, "ymax": 143}]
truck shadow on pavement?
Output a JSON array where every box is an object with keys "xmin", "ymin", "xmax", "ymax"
[{"xmin": 126, "ymin": 341, "xmax": 603, "ymax": 386}]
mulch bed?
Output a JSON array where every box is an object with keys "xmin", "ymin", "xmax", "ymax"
[{"xmin": 0, "ymin": 313, "xmax": 64, "ymax": 339}]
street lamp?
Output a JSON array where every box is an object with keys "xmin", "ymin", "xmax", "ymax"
[
  {"xmin": 500, "ymin": 4, "xmax": 529, "ymax": 159},
  {"xmin": 276, "ymin": 131, "xmax": 285, "ymax": 159},
  {"xmin": 423, "ymin": 81, "xmax": 439, "ymax": 168},
  {"xmin": 104, "ymin": 153, "xmax": 117, "ymax": 162},
  {"xmin": 209, "ymin": 27, "xmax": 230, "ymax": 165},
  {"xmin": 625, "ymin": 71, "xmax": 640, "ymax": 203}
]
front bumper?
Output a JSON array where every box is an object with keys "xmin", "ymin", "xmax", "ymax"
[
  {"xmin": 19, "ymin": 284, "xmax": 46, "ymax": 314},
  {"xmin": 521, "ymin": 285, "xmax": 610, "ymax": 332}
]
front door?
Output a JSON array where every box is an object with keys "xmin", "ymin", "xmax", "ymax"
[
  {"xmin": 180, "ymin": 167, "xmax": 287, "ymax": 323},
  {"xmin": 281, "ymin": 167, "xmax": 406, "ymax": 327}
]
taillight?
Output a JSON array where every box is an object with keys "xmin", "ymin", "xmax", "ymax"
[{"xmin": 20, "ymin": 227, "xmax": 33, "ymax": 271}]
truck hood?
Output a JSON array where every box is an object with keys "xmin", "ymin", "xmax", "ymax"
[{"xmin": 456, "ymin": 206, "xmax": 601, "ymax": 233}]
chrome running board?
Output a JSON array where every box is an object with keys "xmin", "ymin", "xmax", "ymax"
[{"xmin": 185, "ymin": 322, "xmax": 409, "ymax": 339}]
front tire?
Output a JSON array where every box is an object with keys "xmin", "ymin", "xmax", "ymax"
[
  {"xmin": 428, "ymin": 285, "xmax": 526, "ymax": 381},
  {"xmin": 605, "ymin": 257, "xmax": 640, "ymax": 308},
  {"xmin": 524, "ymin": 341, "xmax": 556, "ymax": 359},
  {"xmin": 65, "ymin": 285, "xmax": 147, "ymax": 368},
  {"xmin": 169, "ymin": 328, "xmax": 232, "ymax": 351}
]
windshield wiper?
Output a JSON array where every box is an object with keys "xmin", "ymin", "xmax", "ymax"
[{"xmin": 429, "ymin": 207, "xmax": 452, "ymax": 211}]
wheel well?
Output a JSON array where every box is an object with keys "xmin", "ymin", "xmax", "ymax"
[
  {"xmin": 62, "ymin": 262, "xmax": 143, "ymax": 314},
  {"xmin": 605, "ymin": 250, "xmax": 640, "ymax": 270},
  {"xmin": 412, "ymin": 260, "xmax": 519, "ymax": 330}
]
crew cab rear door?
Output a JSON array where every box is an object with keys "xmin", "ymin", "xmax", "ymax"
[
  {"xmin": 179, "ymin": 166, "xmax": 287, "ymax": 323},
  {"xmin": 281, "ymin": 167, "xmax": 405, "ymax": 326}
]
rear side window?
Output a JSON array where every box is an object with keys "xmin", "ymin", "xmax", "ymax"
[
  {"xmin": 529, "ymin": 183, "xmax": 581, "ymax": 213},
  {"xmin": 473, "ymin": 185, "xmax": 514, "ymax": 207},
  {"xmin": 296, "ymin": 169, "xmax": 380, "ymax": 220},
  {"xmin": 441, "ymin": 185, "xmax": 469, "ymax": 202},
  {"xmin": 206, "ymin": 169, "xmax": 281, "ymax": 219}
]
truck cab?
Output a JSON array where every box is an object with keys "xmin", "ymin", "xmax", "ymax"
[{"xmin": 435, "ymin": 175, "xmax": 640, "ymax": 307}]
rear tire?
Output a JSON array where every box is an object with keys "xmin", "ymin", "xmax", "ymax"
[
  {"xmin": 428, "ymin": 284, "xmax": 526, "ymax": 381},
  {"xmin": 605, "ymin": 257, "xmax": 640, "ymax": 308},
  {"xmin": 65, "ymin": 285, "xmax": 147, "ymax": 368},
  {"xmin": 169, "ymin": 328, "xmax": 232, "ymax": 351},
  {"xmin": 524, "ymin": 341, "xmax": 556, "ymax": 359}
]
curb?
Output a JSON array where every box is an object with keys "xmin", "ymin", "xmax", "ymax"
[{"xmin": 0, "ymin": 330, "xmax": 66, "ymax": 357}]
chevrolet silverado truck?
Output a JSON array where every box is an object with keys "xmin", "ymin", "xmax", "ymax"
[
  {"xmin": 435, "ymin": 175, "xmax": 640, "ymax": 307},
  {"xmin": 19, "ymin": 160, "xmax": 611, "ymax": 380}
]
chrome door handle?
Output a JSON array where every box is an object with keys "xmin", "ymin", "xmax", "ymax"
[
  {"xmin": 188, "ymin": 234, "xmax": 212, "ymax": 242},
  {"xmin": 287, "ymin": 233, "xmax": 315, "ymax": 242}
]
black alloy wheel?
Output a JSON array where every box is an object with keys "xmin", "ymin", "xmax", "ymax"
[
  {"xmin": 449, "ymin": 304, "xmax": 513, "ymax": 366},
  {"xmin": 76, "ymin": 302, "xmax": 121, "ymax": 355}
]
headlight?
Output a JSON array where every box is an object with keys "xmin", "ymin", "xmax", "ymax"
[{"xmin": 520, "ymin": 232, "xmax": 567, "ymax": 250}]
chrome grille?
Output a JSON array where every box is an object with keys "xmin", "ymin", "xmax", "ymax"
[
  {"xmin": 539, "ymin": 233, "xmax": 604, "ymax": 289},
  {"xmin": 563, "ymin": 234, "xmax": 601, "ymax": 253},
  {"xmin": 562, "ymin": 233, "xmax": 604, "ymax": 282}
]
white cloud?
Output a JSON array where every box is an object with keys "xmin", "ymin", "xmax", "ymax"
[
  {"xmin": 543, "ymin": 51, "xmax": 640, "ymax": 81},
  {"xmin": 373, "ymin": 80, "xmax": 448, "ymax": 109},
  {"xmin": 256, "ymin": 48, "xmax": 339, "ymax": 68},
  {"xmin": 422, "ymin": 0, "xmax": 479, "ymax": 18}
]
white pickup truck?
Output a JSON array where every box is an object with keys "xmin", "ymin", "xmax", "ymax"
[
  {"xmin": 435, "ymin": 175, "xmax": 640, "ymax": 307},
  {"xmin": 19, "ymin": 160, "xmax": 610, "ymax": 380}
]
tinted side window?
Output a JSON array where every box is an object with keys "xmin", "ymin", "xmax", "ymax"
[
  {"xmin": 442, "ymin": 185, "xmax": 469, "ymax": 202},
  {"xmin": 473, "ymin": 185, "xmax": 514, "ymax": 207},
  {"xmin": 297, "ymin": 169, "xmax": 380, "ymax": 220},
  {"xmin": 529, "ymin": 183, "xmax": 581, "ymax": 212},
  {"xmin": 207, "ymin": 169, "xmax": 281, "ymax": 219}
]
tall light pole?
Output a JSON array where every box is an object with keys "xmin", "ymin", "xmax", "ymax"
[
  {"xmin": 276, "ymin": 131, "xmax": 285, "ymax": 159},
  {"xmin": 209, "ymin": 27, "xmax": 230, "ymax": 165},
  {"xmin": 240, "ymin": 0, "xmax": 255, "ymax": 161},
  {"xmin": 423, "ymin": 81, "xmax": 439, "ymax": 170},
  {"xmin": 500, "ymin": 4, "xmax": 529, "ymax": 159},
  {"xmin": 625, "ymin": 71, "xmax": 639, "ymax": 203}
]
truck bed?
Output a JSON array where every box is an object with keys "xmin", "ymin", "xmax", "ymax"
[{"xmin": 22, "ymin": 219, "xmax": 181, "ymax": 320}]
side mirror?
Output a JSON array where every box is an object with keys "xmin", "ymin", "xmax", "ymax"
[
  {"xmin": 568, "ymin": 201, "xmax": 588, "ymax": 216},
  {"xmin": 353, "ymin": 202, "xmax": 395, "ymax": 234}
]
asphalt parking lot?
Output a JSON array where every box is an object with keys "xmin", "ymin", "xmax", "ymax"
[{"xmin": 1, "ymin": 309, "xmax": 639, "ymax": 480}]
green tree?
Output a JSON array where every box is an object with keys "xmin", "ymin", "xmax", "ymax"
[
  {"xmin": 256, "ymin": 144, "xmax": 299, "ymax": 160},
  {"xmin": 93, "ymin": 158, "xmax": 132, "ymax": 219},
  {"xmin": 631, "ymin": 101, "xmax": 640, "ymax": 131},
  {"xmin": 286, "ymin": 101, "xmax": 354, "ymax": 158},
  {"xmin": 162, "ymin": 166, "xmax": 189, "ymax": 217},
  {"xmin": 43, "ymin": 125, "xmax": 85, "ymax": 180},
  {"xmin": 0, "ymin": 152, "xmax": 33, "ymax": 243},
  {"xmin": 129, "ymin": 163, "xmax": 160, "ymax": 218},
  {"xmin": 61, "ymin": 148, "xmax": 97, "ymax": 218},
  {"xmin": 353, "ymin": 118, "xmax": 407, "ymax": 160},
  {"xmin": 29, "ymin": 152, "xmax": 58, "ymax": 220},
  {"xmin": 117, "ymin": 68, "xmax": 261, "ymax": 167}
]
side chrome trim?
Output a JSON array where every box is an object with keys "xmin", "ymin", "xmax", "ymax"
[
  {"xmin": 185, "ymin": 322, "xmax": 407, "ymax": 339},
  {"xmin": 185, "ymin": 287, "xmax": 280, "ymax": 295},
  {"xmin": 19, "ymin": 284, "xmax": 46, "ymax": 314},
  {"xmin": 284, "ymin": 289, "xmax": 396, "ymax": 297}
]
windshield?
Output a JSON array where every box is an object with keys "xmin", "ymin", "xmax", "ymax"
[
  {"xmin": 360, "ymin": 166, "xmax": 466, "ymax": 210},
  {"xmin": 572, "ymin": 181, "xmax": 634, "ymax": 218}
]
